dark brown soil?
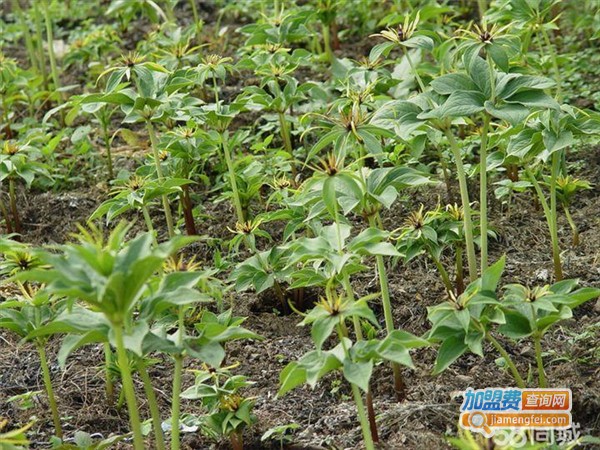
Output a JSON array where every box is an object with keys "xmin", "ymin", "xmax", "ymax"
[{"xmin": 1, "ymin": 3, "xmax": 599, "ymax": 450}]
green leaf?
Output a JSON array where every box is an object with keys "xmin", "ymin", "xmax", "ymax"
[
  {"xmin": 442, "ymin": 91, "xmax": 486, "ymax": 117},
  {"xmin": 343, "ymin": 360, "xmax": 373, "ymax": 392},
  {"xmin": 277, "ymin": 362, "xmax": 307, "ymax": 397},
  {"xmin": 481, "ymin": 255, "xmax": 505, "ymax": 293},
  {"xmin": 430, "ymin": 74, "xmax": 477, "ymax": 95},
  {"xmin": 488, "ymin": 44, "xmax": 509, "ymax": 72},
  {"xmin": 432, "ymin": 334, "xmax": 468, "ymax": 375},
  {"xmin": 311, "ymin": 317, "xmax": 337, "ymax": 349},
  {"xmin": 498, "ymin": 310, "xmax": 532, "ymax": 338}
]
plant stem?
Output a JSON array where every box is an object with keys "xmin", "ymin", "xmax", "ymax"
[
  {"xmin": 13, "ymin": 0, "xmax": 39, "ymax": 72},
  {"xmin": 539, "ymin": 26, "xmax": 562, "ymax": 100},
  {"xmin": 171, "ymin": 307, "xmax": 186, "ymax": 450},
  {"xmin": 37, "ymin": 343, "xmax": 63, "ymax": 439},
  {"xmin": 8, "ymin": 178, "xmax": 21, "ymax": 235},
  {"xmin": 101, "ymin": 118, "xmax": 114, "ymax": 180},
  {"xmin": 430, "ymin": 251, "xmax": 455, "ymax": 296},
  {"xmin": 445, "ymin": 130, "xmax": 478, "ymax": 282},
  {"xmin": 180, "ymin": 185, "xmax": 197, "ymax": 235},
  {"xmin": 142, "ymin": 205, "xmax": 158, "ymax": 244},
  {"xmin": 341, "ymin": 275, "xmax": 379, "ymax": 443},
  {"xmin": 138, "ymin": 361, "xmax": 166, "ymax": 450},
  {"xmin": 404, "ymin": 49, "xmax": 427, "ymax": 94},
  {"xmin": 113, "ymin": 325, "xmax": 145, "ymax": 450},
  {"xmin": 477, "ymin": 0, "xmax": 487, "ymax": 20},
  {"xmin": 103, "ymin": 342, "xmax": 115, "ymax": 405},
  {"xmin": 369, "ymin": 213, "xmax": 406, "ymax": 402},
  {"xmin": 278, "ymin": 111, "xmax": 297, "ymax": 179},
  {"xmin": 41, "ymin": 0, "xmax": 63, "ymax": 104},
  {"xmin": 479, "ymin": 114, "xmax": 491, "ymax": 272},
  {"xmin": 549, "ymin": 152, "xmax": 562, "ymax": 280},
  {"xmin": 455, "ymin": 245, "xmax": 464, "ymax": 295},
  {"xmin": 189, "ymin": 0, "xmax": 201, "ymax": 43},
  {"xmin": 322, "ymin": 22, "xmax": 333, "ymax": 62},
  {"xmin": 146, "ymin": 121, "xmax": 175, "ymax": 238},
  {"xmin": 533, "ymin": 333, "xmax": 547, "ymax": 388},
  {"xmin": 0, "ymin": 190, "xmax": 13, "ymax": 234},
  {"xmin": 32, "ymin": 0, "xmax": 48, "ymax": 90},
  {"xmin": 526, "ymin": 167, "xmax": 563, "ymax": 280},
  {"xmin": 221, "ymin": 132, "xmax": 245, "ymax": 223},
  {"xmin": 230, "ymin": 430, "xmax": 243, "ymax": 450},
  {"xmin": 337, "ymin": 325, "xmax": 375, "ymax": 450},
  {"xmin": 485, "ymin": 332, "xmax": 525, "ymax": 388},
  {"xmin": 563, "ymin": 204, "xmax": 579, "ymax": 246}
]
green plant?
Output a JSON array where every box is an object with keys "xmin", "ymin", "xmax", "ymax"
[
  {"xmin": 0, "ymin": 419, "xmax": 33, "ymax": 450},
  {"xmin": 182, "ymin": 360, "xmax": 257, "ymax": 450},
  {"xmin": 279, "ymin": 284, "xmax": 428, "ymax": 450},
  {"xmin": 554, "ymin": 175, "xmax": 592, "ymax": 246},
  {"xmin": 261, "ymin": 423, "xmax": 300, "ymax": 448},
  {"xmin": 428, "ymin": 256, "xmax": 600, "ymax": 388}
]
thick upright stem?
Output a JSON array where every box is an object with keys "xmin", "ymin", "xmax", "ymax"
[
  {"xmin": 540, "ymin": 26, "xmax": 562, "ymax": 100},
  {"xmin": 37, "ymin": 343, "xmax": 63, "ymax": 438},
  {"xmin": 278, "ymin": 111, "xmax": 297, "ymax": 179},
  {"xmin": 337, "ymin": 325, "xmax": 375, "ymax": 450},
  {"xmin": 479, "ymin": 114, "xmax": 491, "ymax": 271},
  {"xmin": 146, "ymin": 121, "xmax": 175, "ymax": 238},
  {"xmin": 41, "ymin": 0, "xmax": 62, "ymax": 103},
  {"xmin": 180, "ymin": 185, "xmax": 197, "ymax": 235},
  {"xmin": 171, "ymin": 307, "xmax": 186, "ymax": 450},
  {"xmin": 102, "ymin": 120, "xmax": 114, "ymax": 180},
  {"xmin": 322, "ymin": 22, "xmax": 333, "ymax": 62},
  {"xmin": 534, "ymin": 333, "xmax": 547, "ymax": 388},
  {"xmin": 455, "ymin": 245, "xmax": 464, "ymax": 295},
  {"xmin": 138, "ymin": 361, "xmax": 166, "ymax": 450},
  {"xmin": 32, "ymin": 0, "xmax": 48, "ymax": 90},
  {"xmin": 8, "ymin": 178, "xmax": 21, "ymax": 235},
  {"xmin": 526, "ymin": 167, "xmax": 562, "ymax": 280},
  {"xmin": 549, "ymin": 152, "xmax": 562, "ymax": 280},
  {"xmin": 13, "ymin": 0, "xmax": 39, "ymax": 72},
  {"xmin": 114, "ymin": 325, "xmax": 145, "ymax": 450},
  {"xmin": 103, "ymin": 342, "xmax": 115, "ymax": 405},
  {"xmin": 369, "ymin": 214, "xmax": 406, "ymax": 402},
  {"xmin": 221, "ymin": 132, "xmax": 245, "ymax": 223},
  {"xmin": 342, "ymin": 275, "xmax": 378, "ymax": 443},
  {"xmin": 486, "ymin": 332, "xmax": 525, "ymax": 388},
  {"xmin": 445, "ymin": 130, "xmax": 478, "ymax": 282}
]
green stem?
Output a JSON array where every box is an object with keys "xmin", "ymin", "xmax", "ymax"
[
  {"xmin": 526, "ymin": 167, "xmax": 562, "ymax": 280},
  {"xmin": 549, "ymin": 152, "xmax": 562, "ymax": 280},
  {"xmin": 103, "ymin": 342, "xmax": 115, "ymax": 406},
  {"xmin": 102, "ymin": 120, "xmax": 114, "ymax": 180},
  {"xmin": 404, "ymin": 49, "xmax": 427, "ymax": 94},
  {"xmin": 431, "ymin": 251, "xmax": 454, "ymax": 296},
  {"xmin": 563, "ymin": 204, "xmax": 579, "ymax": 246},
  {"xmin": 455, "ymin": 245, "xmax": 464, "ymax": 295},
  {"xmin": 445, "ymin": 130, "xmax": 478, "ymax": 282},
  {"xmin": 13, "ymin": 0, "xmax": 39, "ymax": 72},
  {"xmin": 142, "ymin": 205, "xmax": 157, "ymax": 242},
  {"xmin": 479, "ymin": 114, "xmax": 491, "ymax": 272},
  {"xmin": 171, "ymin": 307, "xmax": 186, "ymax": 450},
  {"xmin": 146, "ymin": 121, "xmax": 175, "ymax": 238},
  {"xmin": 533, "ymin": 333, "xmax": 547, "ymax": 388},
  {"xmin": 114, "ymin": 325, "xmax": 145, "ymax": 450},
  {"xmin": 486, "ymin": 332, "xmax": 525, "ymax": 388},
  {"xmin": 540, "ymin": 26, "xmax": 562, "ymax": 100},
  {"xmin": 221, "ymin": 132, "xmax": 245, "ymax": 223},
  {"xmin": 8, "ymin": 178, "xmax": 21, "ymax": 235},
  {"xmin": 189, "ymin": 0, "xmax": 201, "ymax": 43},
  {"xmin": 477, "ymin": 0, "xmax": 487, "ymax": 20},
  {"xmin": 32, "ymin": 0, "xmax": 48, "ymax": 90},
  {"xmin": 138, "ymin": 361, "xmax": 166, "ymax": 450},
  {"xmin": 322, "ymin": 22, "xmax": 333, "ymax": 62},
  {"xmin": 41, "ymin": 0, "xmax": 62, "ymax": 103},
  {"xmin": 37, "ymin": 343, "xmax": 63, "ymax": 438},
  {"xmin": 369, "ymin": 213, "xmax": 406, "ymax": 402},
  {"xmin": 278, "ymin": 111, "xmax": 297, "ymax": 179},
  {"xmin": 336, "ymin": 325, "xmax": 375, "ymax": 450}
]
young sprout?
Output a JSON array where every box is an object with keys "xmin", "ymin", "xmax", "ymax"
[{"xmin": 555, "ymin": 175, "xmax": 592, "ymax": 246}]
